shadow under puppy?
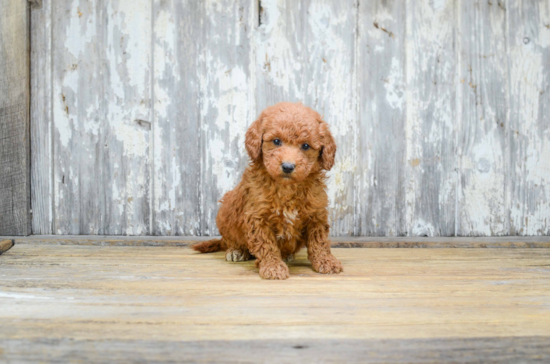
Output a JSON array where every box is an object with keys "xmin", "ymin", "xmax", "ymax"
[{"xmin": 192, "ymin": 102, "xmax": 343, "ymax": 279}]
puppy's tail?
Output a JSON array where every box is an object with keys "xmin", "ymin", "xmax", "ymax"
[{"xmin": 191, "ymin": 238, "xmax": 225, "ymax": 253}]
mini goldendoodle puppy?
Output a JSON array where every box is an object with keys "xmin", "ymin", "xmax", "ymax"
[{"xmin": 192, "ymin": 102, "xmax": 343, "ymax": 280}]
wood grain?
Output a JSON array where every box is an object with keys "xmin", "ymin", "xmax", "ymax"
[
  {"xmin": 46, "ymin": 0, "xmax": 153, "ymax": 235},
  {"xmin": 1, "ymin": 245, "xmax": 549, "ymax": 361},
  {"xmin": 103, "ymin": 0, "xmax": 152, "ymax": 235},
  {"xmin": 457, "ymin": 0, "xmax": 508, "ymax": 236},
  {"xmin": 0, "ymin": 0, "xmax": 30, "ymax": 236},
  {"xmin": 405, "ymin": 0, "xmax": 457, "ymax": 236},
  {"xmin": 356, "ymin": 0, "xmax": 406, "ymax": 236},
  {"xmin": 51, "ymin": 0, "xmax": 104, "ymax": 234},
  {"xmin": 30, "ymin": 0, "xmax": 53, "ymax": 234},
  {"xmin": 255, "ymin": 0, "xmax": 305, "ymax": 113},
  {"xmin": 152, "ymin": 0, "xmax": 202, "ymax": 235},
  {"xmin": 2, "ymin": 337, "xmax": 549, "ymax": 363},
  {"xmin": 508, "ymin": 0, "xmax": 550, "ymax": 235}
]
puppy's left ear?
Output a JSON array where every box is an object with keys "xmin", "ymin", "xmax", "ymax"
[
  {"xmin": 245, "ymin": 116, "xmax": 263, "ymax": 161},
  {"xmin": 319, "ymin": 122, "xmax": 337, "ymax": 171}
]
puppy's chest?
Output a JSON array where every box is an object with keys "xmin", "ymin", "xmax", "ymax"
[{"xmin": 269, "ymin": 201, "xmax": 308, "ymax": 241}]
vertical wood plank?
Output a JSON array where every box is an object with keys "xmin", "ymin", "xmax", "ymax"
[
  {"xmin": 0, "ymin": 0, "xmax": 31, "ymax": 236},
  {"xmin": 405, "ymin": 0, "xmax": 457, "ymax": 236},
  {"xmin": 508, "ymin": 0, "xmax": 550, "ymax": 235},
  {"xmin": 31, "ymin": 0, "xmax": 53, "ymax": 234},
  {"xmin": 52, "ymin": 0, "xmax": 105, "ymax": 234},
  {"xmin": 356, "ymin": 1, "xmax": 406, "ymax": 236},
  {"xmin": 103, "ymin": 0, "xmax": 152, "ymax": 234},
  {"xmin": 153, "ymin": 0, "xmax": 202, "ymax": 235},
  {"xmin": 38, "ymin": 0, "xmax": 153, "ymax": 235},
  {"xmin": 302, "ymin": 0, "xmax": 357, "ymax": 236},
  {"xmin": 200, "ymin": 0, "xmax": 255, "ymax": 235},
  {"xmin": 457, "ymin": 0, "xmax": 508, "ymax": 236},
  {"xmin": 255, "ymin": 0, "xmax": 305, "ymax": 113}
]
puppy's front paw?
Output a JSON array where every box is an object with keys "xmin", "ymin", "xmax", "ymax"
[
  {"xmin": 311, "ymin": 254, "xmax": 343, "ymax": 274},
  {"xmin": 226, "ymin": 249, "xmax": 251, "ymax": 262},
  {"xmin": 259, "ymin": 260, "xmax": 290, "ymax": 280}
]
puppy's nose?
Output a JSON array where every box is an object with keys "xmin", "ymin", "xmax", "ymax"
[{"xmin": 281, "ymin": 162, "xmax": 295, "ymax": 174}]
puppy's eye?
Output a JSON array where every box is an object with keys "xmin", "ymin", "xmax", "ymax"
[
  {"xmin": 273, "ymin": 139, "xmax": 282, "ymax": 146},
  {"xmin": 301, "ymin": 143, "xmax": 310, "ymax": 151}
]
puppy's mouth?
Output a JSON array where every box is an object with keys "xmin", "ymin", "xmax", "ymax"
[
  {"xmin": 274, "ymin": 173, "xmax": 301, "ymax": 184},
  {"xmin": 280, "ymin": 174, "xmax": 295, "ymax": 181}
]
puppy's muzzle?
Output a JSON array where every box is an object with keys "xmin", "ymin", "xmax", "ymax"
[{"xmin": 281, "ymin": 162, "xmax": 295, "ymax": 174}]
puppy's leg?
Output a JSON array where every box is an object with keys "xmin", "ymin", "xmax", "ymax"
[
  {"xmin": 222, "ymin": 238, "xmax": 251, "ymax": 262},
  {"xmin": 247, "ymin": 221, "xmax": 289, "ymax": 280},
  {"xmin": 306, "ymin": 217, "xmax": 343, "ymax": 274}
]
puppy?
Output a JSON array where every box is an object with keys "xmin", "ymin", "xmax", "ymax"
[{"xmin": 192, "ymin": 102, "xmax": 343, "ymax": 280}]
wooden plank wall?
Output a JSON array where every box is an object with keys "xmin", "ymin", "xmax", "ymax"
[
  {"xmin": 0, "ymin": 0, "xmax": 30, "ymax": 236},
  {"xmin": 29, "ymin": 0, "xmax": 550, "ymax": 237}
]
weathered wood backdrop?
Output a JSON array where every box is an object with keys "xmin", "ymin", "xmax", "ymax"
[
  {"xmin": 29, "ymin": 0, "xmax": 550, "ymax": 237},
  {"xmin": 0, "ymin": 0, "xmax": 30, "ymax": 235}
]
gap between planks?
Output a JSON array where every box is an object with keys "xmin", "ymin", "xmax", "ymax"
[{"xmin": 1, "ymin": 235, "xmax": 550, "ymax": 248}]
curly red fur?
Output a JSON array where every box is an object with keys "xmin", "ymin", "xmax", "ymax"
[{"xmin": 192, "ymin": 102, "xmax": 343, "ymax": 280}]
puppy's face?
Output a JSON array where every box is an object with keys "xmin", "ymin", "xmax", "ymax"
[
  {"xmin": 245, "ymin": 103, "xmax": 336, "ymax": 184},
  {"xmin": 261, "ymin": 124, "xmax": 320, "ymax": 184}
]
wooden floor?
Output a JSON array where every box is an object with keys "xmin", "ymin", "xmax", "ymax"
[{"xmin": 1, "ymin": 243, "xmax": 550, "ymax": 363}]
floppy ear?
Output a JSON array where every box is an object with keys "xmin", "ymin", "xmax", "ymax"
[
  {"xmin": 245, "ymin": 116, "xmax": 263, "ymax": 161},
  {"xmin": 319, "ymin": 122, "xmax": 337, "ymax": 170}
]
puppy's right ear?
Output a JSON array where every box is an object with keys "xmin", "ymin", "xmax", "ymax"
[{"xmin": 245, "ymin": 116, "xmax": 263, "ymax": 161}]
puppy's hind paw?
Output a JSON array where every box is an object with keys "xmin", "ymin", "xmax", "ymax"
[
  {"xmin": 225, "ymin": 249, "xmax": 251, "ymax": 262},
  {"xmin": 311, "ymin": 254, "xmax": 343, "ymax": 275}
]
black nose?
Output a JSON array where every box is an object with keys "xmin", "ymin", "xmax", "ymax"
[{"xmin": 282, "ymin": 162, "xmax": 295, "ymax": 174}]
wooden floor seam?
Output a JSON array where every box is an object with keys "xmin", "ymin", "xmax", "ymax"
[{"xmin": 2, "ymin": 235, "xmax": 550, "ymax": 248}]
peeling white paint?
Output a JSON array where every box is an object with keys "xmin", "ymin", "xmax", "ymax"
[
  {"xmin": 508, "ymin": 8, "xmax": 550, "ymax": 235},
  {"xmin": 34, "ymin": 0, "xmax": 550, "ymax": 237},
  {"xmin": 412, "ymin": 219, "xmax": 436, "ymax": 237},
  {"xmin": 65, "ymin": 1, "xmax": 96, "ymax": 58},
  {"xmin": 460, "ymin": 132, "xmax": 506, "ymax": 236},
  {"xmin": 405, "ymin": 0, "xmax": 456, "ymax": 236},
  {"xmin": 385, "ymin": 58, "xmax": 405, "ymax": 110},
  {"xmin": 256, "ymin": 0, "xmax": 303, "ymax": 102}
]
